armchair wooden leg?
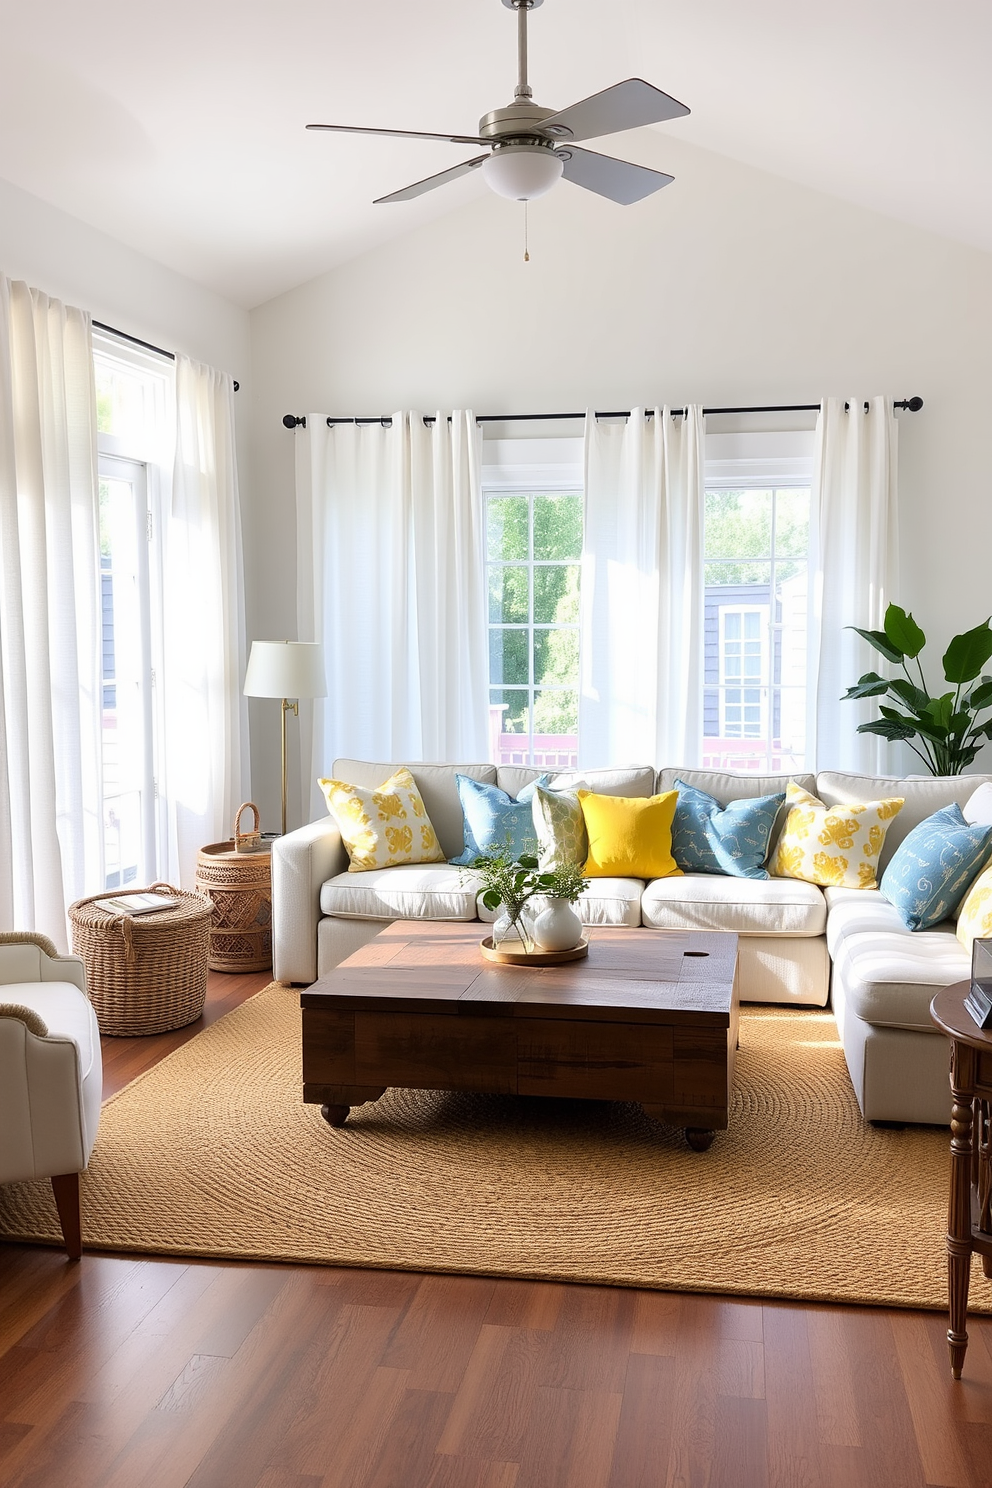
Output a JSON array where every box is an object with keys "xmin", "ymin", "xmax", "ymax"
[{"xmin": 50, "ymin": 1172, "xmax": 82, "ymax": 1260}]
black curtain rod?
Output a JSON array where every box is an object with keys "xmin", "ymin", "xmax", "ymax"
[
  {"xmin": 282, "ymin": 397, "xmax": 924, "ymax": 430},
  {"xmin": 93, "ymin": 319, "xmax": 240, "ymax": 391}
]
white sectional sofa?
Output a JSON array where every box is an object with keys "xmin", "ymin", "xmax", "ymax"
[{"xmin": 272, "ymin": 759, "xmax": 992, "ymax": 1126}]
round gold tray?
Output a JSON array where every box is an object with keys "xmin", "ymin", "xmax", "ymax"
[{"xmin": 480, "ymin": 936, "xmax": 589, "ymax": 966}]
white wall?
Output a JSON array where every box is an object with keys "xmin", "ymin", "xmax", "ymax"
[
  {"xmin": 248, "ymin": 132, "xmax": 992, "ymax": 818},
  {"xmin": 1, "ymin": 173, "xmax": 260, "ymax": 834},
  {"xmin": 0, "ymin": 175, "xmax": 249, "ymax": 376}
]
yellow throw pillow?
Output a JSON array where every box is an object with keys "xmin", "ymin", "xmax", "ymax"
[
  {"xmin": 577, "ymin": 790, "xmax": 681, "ymax": 880},
  {"xmin": 318, "ymin": 767, "xmax": 444, "ymax": 872},
  {"xmin": 955, "ymin": 864, "xmax": 992, "ymax": 952},
  {"xmin": 770, "ymin": 782, "xmax": 903, "ymax": 890}
]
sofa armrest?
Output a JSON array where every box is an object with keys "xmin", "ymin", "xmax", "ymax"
[{"xmin": 272, "ymin": 816, "xmax": 347, "ymax": 984}]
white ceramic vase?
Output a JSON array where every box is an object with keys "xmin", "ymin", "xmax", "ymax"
[{"xmin": 531, "ymin": 897, "xmax": 583, "ymax": 952}]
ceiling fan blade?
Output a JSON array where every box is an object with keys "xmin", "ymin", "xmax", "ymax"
[
  {"xmin": 307, "ymin": 123, "xmax": 488, "ymax": 146},
  {"xmin": 541, "ymin": 79, "xmax": 689, "ymax": 142},
  {"xmin": 374, "ymin": 154, "xmax": 489, "ymax": 204},
  {"xmin": 559, "ymin": 145, "xmax": 673, "ymax": 205}
]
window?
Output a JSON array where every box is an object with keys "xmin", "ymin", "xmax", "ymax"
[
  {"xmin": 719, "ymin": 605, "xmax": 767, "ymax": 740},
  {"xmin": 99, "ymin": 456, "xmax": 155, "ymax": 887},
  {"xmin": 703, "ymin": 432, "xmax": 814, "ymax": 772},
  {"xmin": 93, "ymin": 330, "xmax": 171, "ymax": 887},
  {"xmin": 483, "ymin": 439, "xmax": 583, "ymax": 768}
]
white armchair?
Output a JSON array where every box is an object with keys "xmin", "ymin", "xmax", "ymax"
[{"xmin": 0, "ymin": 931, "xmax": 103, "ymax": 1259}]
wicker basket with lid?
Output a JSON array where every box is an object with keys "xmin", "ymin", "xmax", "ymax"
[
  {"xmin": 196, "ymin": 805, "xmax": 272, "ymax": 973},
  {"xmin": 68, "ymin": 883, "xmax": 211, "ymax": 1036}
]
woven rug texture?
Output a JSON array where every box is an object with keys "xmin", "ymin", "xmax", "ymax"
[{"xmin": 1, "ymin": 984, "xmax": 985, "ymax": 1312}]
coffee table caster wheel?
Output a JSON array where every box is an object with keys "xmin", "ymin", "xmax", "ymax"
[
  {"xmin": 321, "ymin": 1103, "xmax": 350, "ymax": 1127},
  {"xmin": 685, "ymin": 1127, "xmax": 715, "ymax": 1151}
]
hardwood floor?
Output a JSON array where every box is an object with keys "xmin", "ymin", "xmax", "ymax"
[{"xmin": 2, "ymin": 970, "xmax": 991, "ymax": 1488}]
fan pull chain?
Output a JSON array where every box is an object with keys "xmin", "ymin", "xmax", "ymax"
[{"xmin": 523, "ymin": 201, "xmax": 530, "ymax": 262}]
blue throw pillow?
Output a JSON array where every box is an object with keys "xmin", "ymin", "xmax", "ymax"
[
  {"xmin": 671, "ymin": 779, "xmax": 786, "ymax": 879},
  {"xmin": 449, "ymin": 775, "xmax": 549, "ymax": 866},
  {"xmin": 879, "ymin": 803, "xmax": 992, "ymax": 931}
]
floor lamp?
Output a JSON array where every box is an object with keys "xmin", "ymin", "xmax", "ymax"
[{"xmin": 244, "ymin": 641, "xmax": 327, "ymax": 837}]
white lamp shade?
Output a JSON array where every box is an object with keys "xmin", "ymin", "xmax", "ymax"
[
  {"xmin": 244, "ymin": 641, "xmax": 327, "ymax": 700},
  {"xmin": 482, "ymin": 144, "xmax": 564, "ymax": 201}
]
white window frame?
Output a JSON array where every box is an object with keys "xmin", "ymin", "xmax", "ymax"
[
  {"xmin": 704, "ymin": 430, "xmax": 815, "ymax": 773},
  {"xmin": 94, "ymin": 329, "xmax": 173, "ymax": 885},
  {"xmin": 482, "ymin": 438, "xmax": 583, "ymax": 768},
  {"xmin": 718, "ymin": 602, "xmax": 768, "ymax": 740}
]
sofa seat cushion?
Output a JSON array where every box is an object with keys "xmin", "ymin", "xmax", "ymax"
[
  {"xmin": 2, "ymin": 982, "xmax": 100, "ymax": 1080},
  {"xmin": 320, "ymin": 865, "xmax": 480, "ymax": 922},
  {"xmin": 477, "ymin": 878, "xmax": 644, "ymax": 929},
  {"xmin": 641, "ymin": 873, "xmax": 826, "ymax": 936},
  {"xmin": 826, "ymin": 888, "xmax": 970, "ymax": 1031}
]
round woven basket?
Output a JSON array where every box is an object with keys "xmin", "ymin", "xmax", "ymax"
[
  {"xmin": 69, "ymin": 884, "xmax": 212, "ymax": 1036},
  {"xmin": 195, "ymin": 838, "xmax": 272, "ymax": 973}
]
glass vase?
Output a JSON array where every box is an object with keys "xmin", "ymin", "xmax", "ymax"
[{"xmin": 491, "ymin": 904, "xmax": 535, "ymax": 955}]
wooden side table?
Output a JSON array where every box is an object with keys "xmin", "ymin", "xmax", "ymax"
[{"xmin": 929, "ymin": 981, "xmax": 992, "ymax": 1379}]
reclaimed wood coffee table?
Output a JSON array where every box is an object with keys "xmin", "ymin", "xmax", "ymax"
[{"xmin": 301, "ymin": 921, "xmax": 739, "ymax": 1150}]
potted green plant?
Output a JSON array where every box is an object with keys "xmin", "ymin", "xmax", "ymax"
[
  {"xmin": 843, "ymin": 604, "xmax": 992, "ymax": 775},
  {"xmin": 469, "ymin": 853, "xmax": 588, "ymax": 954},
  {"xmin": 529, "ymin": 862, "xmax": 588, "ymax": 952}
]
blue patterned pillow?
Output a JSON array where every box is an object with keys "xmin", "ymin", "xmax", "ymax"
[
  {"xmin": 879, "ymin": 803, "xmax": 992, "ymax": 931},
  {"xmin": 449, "ymin": 775, "xmax": 549, "ymax": 866},
  {"xmin": 671, "ymin": 780, "xmax": 786, "ymax": 879}
]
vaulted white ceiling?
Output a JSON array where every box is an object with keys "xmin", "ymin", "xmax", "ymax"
[{"xmin": 1, "ymin": 0, "xmax": 988, "ymax": 308}]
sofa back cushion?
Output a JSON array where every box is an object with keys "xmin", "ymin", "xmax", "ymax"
[
  {"xmin": 496, "ymin": 765, "xmax": 656, "ymax": 799},
  {"xmin": 815, "ymin": 771, "xmax": 992, "ymax": 873},
  {"xmin": 658, "ymin": 767, "xmax": 814, "ymax": 849},
  {"xmin": 331, "ymin": 760, "xmax": 496, "ymax": 862},
  {"xmin": 657, "ymin": 767, "xmax": 816, "ymax": 801}
]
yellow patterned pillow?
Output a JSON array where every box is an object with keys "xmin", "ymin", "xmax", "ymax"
[
  {"xmin": 318, "ymin": 767, "xmax": 444, "ymax": 872},
  {"xmin": 955, "ymin": 864, "xmax": 992, "ymax": 951},
  {"xmin": 770, "ymin": 782, "xmax": 904, "ymax": 890}
]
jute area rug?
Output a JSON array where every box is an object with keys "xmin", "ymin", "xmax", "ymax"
[{"xmin": 1, "ymin": 984, "xmax": 985, "ymax": 1312}]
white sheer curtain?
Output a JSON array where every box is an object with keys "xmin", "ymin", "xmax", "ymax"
[
  {"xmin": 0, "ymin": 277, "xmax": 102, "ymax": 947},
  {"xmin": 809, "ymin": 396, "xmax": 898, "ymax": 773},
  {"xmin": 161, "ymin": 357, "xmax": 247, "ymax": 886},
  {"xmin": 580, "ymin": 406, "xmax": 705, "ymax": 767},
  {"xmin": 297, "ymin": 410, "xmax": 489, "ymax": 808}
]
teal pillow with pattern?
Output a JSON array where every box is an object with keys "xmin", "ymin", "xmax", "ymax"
[
  {"xmin": 532, "ymin": 784, "xmax": 588, "ymax": 869},
  {"xmin": 449, "ymin": 774, "xmax": 549, "ymax": 866},
  {"xmin": 672, "ymin": 779, "xmax": 785, "ymax": 879},
  {"xmin": 879, "ymin": 803, "xmax": 992, "ymax": 930}
]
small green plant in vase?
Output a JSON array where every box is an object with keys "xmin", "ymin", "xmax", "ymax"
[{"xmin": 470, "ymin": 854, "xmax": 589, "ymax": 954}]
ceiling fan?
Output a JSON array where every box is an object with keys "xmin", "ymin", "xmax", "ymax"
[{"xmin": 306, "ymin": 0, "xmax": 689, "ymax": 207}]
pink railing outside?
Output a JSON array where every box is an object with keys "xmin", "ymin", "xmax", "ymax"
[
  {"xmin": 495, "ymin": 735, "xmax": 579, "ymax": 769},
  {"xmin": 701, "ymin": 737, "xmax": 806, "ymax": 772}
]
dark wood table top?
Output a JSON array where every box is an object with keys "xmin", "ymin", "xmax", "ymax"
[
  {"xmin": 302, "ymin": 922, "xmax": 738, "ymax": 1026},
  {"xmin": 931, "ymin": 980, "xmax": 992, "ymax": 1051}
]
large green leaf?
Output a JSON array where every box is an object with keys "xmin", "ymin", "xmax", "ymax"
[
  {"xmin": 848, "ymin": 625, "xmax": 904, "ymax": 664},
  {"xmin": 943, "ymin": 620, "xmax": 992, "ymax": 684},
  {"xmin": 857, "ymin": 719, "xmax": 916, "ymax": 740},
  {"xmin": 924, "ymin": 693, "xmax": 955, "ymax": 728},
  {"xmin": 965, "ymin": 679, "xmax": 992, "ymax": 711},
  {"xmin": 887, "ymin": 678, "xmax": 931, "ymax": 715},
  {"xmin": 841, "ymin": 672, "xmax": 890, "ymax": 700},
  {"xmin": 878, "ymin": 705, "xmax": 914, "ymax": 725},
  {"xmin": 883, "ymin": 603, "xmax": 926, "ymax": 658}
]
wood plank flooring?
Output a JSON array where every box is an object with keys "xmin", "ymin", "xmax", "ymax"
[{"xmin": 2, "ymin": 970, "xmax": 991, "ymax": 1488}]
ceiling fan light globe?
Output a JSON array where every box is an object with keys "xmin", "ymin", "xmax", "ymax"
[{"xmin": 482, "ymin": 145, "xmax": 563, "ymax": 201}]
